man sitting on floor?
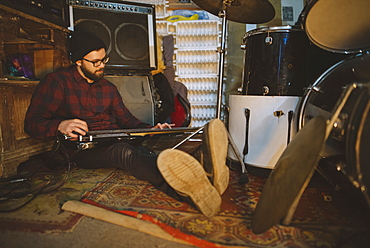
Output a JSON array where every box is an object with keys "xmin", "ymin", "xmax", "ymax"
[{"xmin": 24, "ymin": 31, "xmax": 229, "ymax": 217}]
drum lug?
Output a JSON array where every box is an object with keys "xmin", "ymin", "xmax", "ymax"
[
  {"xmin": 262, "ymin": 86, "xmax": 269, "ymax": 95},
  {"xmin": 273, "ymin": 110, "xmax": 285, "ymax": 118},
  {"xmin": 311, "ymin": 85, "xmax": 322, "ymax": 93},
  {"xmin": 361, "ymin": 186, "xmax": 367, "ymax": 194},
  {"xmin": 345, "ymin": 172, "xmax": 360, "ymax": 189},
  {"xmin": 265, "ymin": 36, "xmax": 273, "ymax": 45},
  {"xmin": 332, "ymin": 113, "xmax": 348, "ymax": 141},
  {"xmin": 241, "ymin": 33, "xmax": 248, "ymax": 50},
  {"xmin": 357, "ymin": 175, "xmax": 367, "ymax": 193},
  {"xmin": 335, "ymin": 160, "xmax": 346, "ymax": 172},
  {"xmin": 352, "ymin": 179, "xmax": 360, "ymax": 189}
]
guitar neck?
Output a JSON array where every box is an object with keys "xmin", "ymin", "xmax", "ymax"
[{"xmin": 79, "ymin": 127, "xmax": 201, "ymax": 141}]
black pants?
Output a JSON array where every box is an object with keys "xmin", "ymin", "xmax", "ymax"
[{"xmin": 73, "ymin": 141, "xmax": 188, "ymax": 203}]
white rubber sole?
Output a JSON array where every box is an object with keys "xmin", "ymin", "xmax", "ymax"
[
  {"xmin": 206, "ymin": 119, "xmax": 229, "ymax": 195},
  {"xmin": 157, "ymin": 149, "xmax": 221, "ymax": 217}
]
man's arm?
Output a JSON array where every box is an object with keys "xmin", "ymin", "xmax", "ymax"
[{"xmin": 24, "ymin": 74, "xmax": 66, "ymax": 139}]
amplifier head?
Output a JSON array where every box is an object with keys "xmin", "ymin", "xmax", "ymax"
[
  {"xmin": 0, "ymin": 0, "xmax": 69, "ymax": 27},
  {"xmin": 69, "ymin": 0, "xmax": 157, "ymax": 72}
]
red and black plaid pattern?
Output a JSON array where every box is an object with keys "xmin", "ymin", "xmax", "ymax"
[{"xmin": 25, "ymin": 66, "xmax": 150, "ymax": 139}]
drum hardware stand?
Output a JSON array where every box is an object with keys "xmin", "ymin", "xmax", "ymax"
[
  {"xmin": 323, "ymin": 83, "xmax": 357, "ymax": 142},
  {"xmin": 170, "ymin": 124, "xmax": 249, "ymax": 184},
  {"xmin": 214, "ymin": 0, "xmax": 249, "ymax": 184},
  {"xmin": 216, "ymin": 0, "xmax": 241, "ymax": 119},
  {"xmin": 233, "ymin": 108, "xmax": 250, "ymax": 183},
  {"xmin": 171, "ymin": 126, "xmax": 204, "ymax": 150},
  {"xmin": 283, "ymin": 83, "xmax": 359, "ymax": 226},
  {"xmin": 215, "ymin": 0, "xmax": 231, "ymax": 120},
  {"xmin": 228, "ymin": 131, "xmax": 249, "ymax": 184}
]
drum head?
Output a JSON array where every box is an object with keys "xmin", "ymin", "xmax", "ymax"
[{"xmin": 304, "ymin": 0, "xmax": 370, "ymax": 54}]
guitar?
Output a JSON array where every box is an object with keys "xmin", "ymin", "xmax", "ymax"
[{"xmin": 170, "ymin": 93, "xmax": 191, "ymax": 127}]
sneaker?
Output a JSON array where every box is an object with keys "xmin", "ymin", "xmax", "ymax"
[
  {"xmin": 157, "ymin": 149, "xmax": 221, "ymax": 217},
  {"xmin": 202, "ymin": 119, "xmax": 229, "ymax": 195}
]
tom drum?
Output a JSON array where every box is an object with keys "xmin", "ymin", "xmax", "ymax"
[{"xmin": 241, "ymin": 26, "xmax": 310, "ymax": 96}]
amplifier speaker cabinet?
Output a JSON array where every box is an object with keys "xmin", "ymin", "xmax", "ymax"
[
  {"xmin": 0, "ymin": 0, "xmax": 69, "ymax": 27},
  {"xmin": 69, "ymin": 0, "xmax": 157, "ymax": 72},
  {"xmin": 105, "ymin": 75, "xmax": 156, "ymax": 126}
]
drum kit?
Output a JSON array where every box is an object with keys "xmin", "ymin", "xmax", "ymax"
[{"xmin": 192, "ymin": 0, "xmax": 370, "ymax": 234}]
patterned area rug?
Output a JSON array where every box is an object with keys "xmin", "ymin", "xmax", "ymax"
[
  {"xmin": 79, "ymin": 168, "xmax": 370, "ymax": 247},
  {"xmin": 0, "ymin": 166, "xmax": 114, "ymax": 233},
  {"xmin": 0, "ymin": 133, "xmax": 189, "ymax": 234}
]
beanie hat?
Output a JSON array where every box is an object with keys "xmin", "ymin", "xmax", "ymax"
[{"xmin": 70, "ymin": 31, "xmax": 107, "ymax": 63}]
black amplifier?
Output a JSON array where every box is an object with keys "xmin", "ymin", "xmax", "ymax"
[
  {"xmin": 69, "ymin": 0, "xmax": 157, "ymax": 72},
  {"xmin": 68, "ymin": 0, "xmax": 154, "ymax": 15},
  {"xmin": 0, "ymin": 0, "xmax": 69, "ymax": 27}
]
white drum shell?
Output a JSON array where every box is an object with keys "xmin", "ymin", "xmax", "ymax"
[{"xmin": 228, "ymin": 95, "xmax": 301, "ymax": 169}]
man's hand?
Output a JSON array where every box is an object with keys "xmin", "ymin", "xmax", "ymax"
[
  {"xmin": 152, "ymin": 123, "xmax": 175, "ymax": 129},
  {"xmin": 58, "ymin": 119, "xmax": 89, "ymax": 139}
]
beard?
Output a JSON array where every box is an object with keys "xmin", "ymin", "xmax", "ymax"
[{"xmin": 80, "ymin": 63, "xmax": 104, "ymax": 82}]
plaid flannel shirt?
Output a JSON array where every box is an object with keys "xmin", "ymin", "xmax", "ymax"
[{"xmin": 25, "ymin": 66, "xmax": 151, "ymax": 140}]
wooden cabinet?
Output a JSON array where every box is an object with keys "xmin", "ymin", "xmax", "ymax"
[
  {"xmin": 0, "ymin": 81, "xmax": 54, "ymax": 177},
  {"xmin": 0, "ymin": 4, "xmax": 70, "ymax": 177}
]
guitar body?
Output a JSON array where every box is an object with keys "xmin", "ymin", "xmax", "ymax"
[{"xmin": 170, "ymin": 94, "xmax": 191, "ymax": 127}]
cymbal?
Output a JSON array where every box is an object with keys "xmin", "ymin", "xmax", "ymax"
[
  {"xmin": 192, "ymin": 0, "xmax": 275, "ymax": 24},
  {"xmin": 251, "ymin": 116, "xmax": 326, "ymax": 234}
]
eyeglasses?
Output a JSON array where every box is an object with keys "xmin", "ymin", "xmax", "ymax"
[{"xmin": 82, "ymin": 56, "xmax": 110, "ymax": 67}]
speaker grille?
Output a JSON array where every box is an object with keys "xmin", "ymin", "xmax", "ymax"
[{"xmin": 115, "ymin": 23, "xmax": 149, "ymax": 60}]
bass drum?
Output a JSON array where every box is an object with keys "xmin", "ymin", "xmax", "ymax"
[
  {"xmin": 229, "ymin": 95, "xmax": 300, "ymax": 169},
  {"xmin": 299, "ymin": 53, "xmax": 370, "ymax": 207}
]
